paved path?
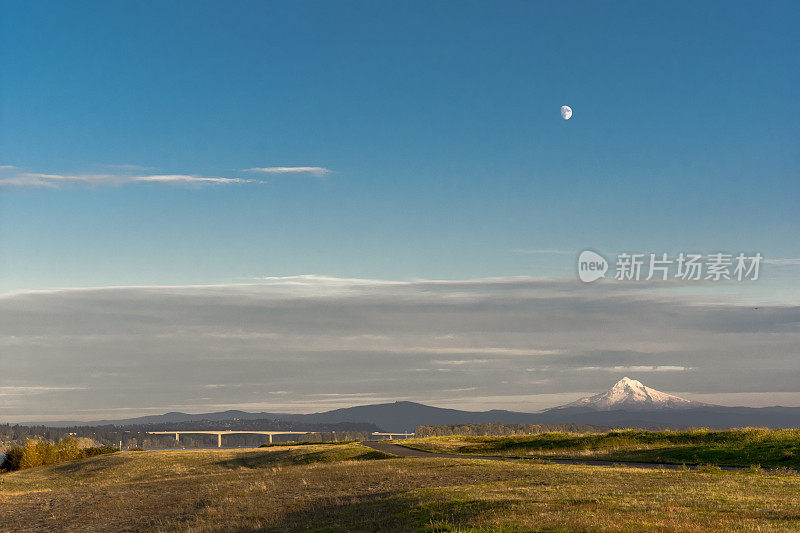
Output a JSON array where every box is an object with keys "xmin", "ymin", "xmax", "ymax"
[{"xmin": 360, "ymin": 441, "xmax": 749, "ymax": 472}]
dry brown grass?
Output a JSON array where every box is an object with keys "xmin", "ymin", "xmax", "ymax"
[{"xmin": 1, "ymin": 443, "xmax": 799, "ymax": 532}]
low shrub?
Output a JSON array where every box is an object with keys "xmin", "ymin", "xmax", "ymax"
[
  {"xmin": 83, "ymin": 445, "xmax": 119, "ymax": 457},
  {"xmin": 1, "ymin": 446, "xmax": 24, "ymax": 472},
  {"xmin": 1, "ymin": 438, "xmax": 118, "ymax": 472}
]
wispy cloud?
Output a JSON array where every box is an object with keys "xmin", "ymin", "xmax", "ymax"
[
  {"xmin": 577, "ymin": 366, "xmax": 691, "ymax": 372},
  {"xmin": 512, "ymin": 249, "xmax": 575, "ymax": 255},
  {"xmin": 243, "ymin": 166, "xmax": 331, "ymax": 177},
  {"xmin": 0, "ymin": 386, "xmax": 87, "ymax": 396},
  {"xmin": 0, "ymin": 172, "xmax": 108, "ymax": 187},
  {"xmin": 129, "ymin": 174, "xmax": 251, "ymax": 184},
  {"xmin": 389, "ymin": 347, "xmax": 558, "ymax": 356},
  {"xmin": 432, "ymin": 359, "xmax": 490, "ymax": 365},
  {"xmin": 101, "ymin": 164, "xmax": 154, "ymax": 170},
  {"xmin": 0, "ymin": 164, "xmax": 334, "ymax": 188},
  {"xmin": 765, "ymin": 258, "xmax": 800, "ymax": 266},
  {"xmin": 0, "ymin": 168, "xmax": 253, "ymax": 188}
]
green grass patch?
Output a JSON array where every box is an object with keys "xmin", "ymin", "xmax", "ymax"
[{"xmin": 401, "ymin": 428, "xmax": 800, "ymax": 469}]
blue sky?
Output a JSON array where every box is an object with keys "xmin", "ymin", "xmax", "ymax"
[
  {"xmin": 1, "ymin": 2, "xmax": 799, "ymax": 419},
  {"xmin": 1, "ymin": 0, "xmax": 798, "ymax": 292}
]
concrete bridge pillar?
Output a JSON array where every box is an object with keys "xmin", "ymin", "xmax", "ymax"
[
  {"xmin": 217, "ymin": 433, "xmax": 222, "ymax": 448},
  {"xmin": 175, "ymin": 433, "xmax": 180, "ymax": 443}
]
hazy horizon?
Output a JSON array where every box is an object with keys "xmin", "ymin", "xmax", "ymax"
[
  {"xmin": 3, "ymin": 275, "xmax": 799, "ymax": 423},
  {"xmin": 12, "ymin": 385, "xmax": 800, "ymax": 425}
]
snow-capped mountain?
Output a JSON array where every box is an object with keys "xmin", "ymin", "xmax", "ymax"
[{"xmin": 552, "ymin": 377, "xmax": 706, "ymax": 411}]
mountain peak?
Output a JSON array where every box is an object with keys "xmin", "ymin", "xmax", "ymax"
[
  {"xmin": 608, "ymin": 377, "xmax": 649, "ymax": 396},
  {"xmin": 613, "ymin": 377, "xmax": 643, "ymax": 388},
  {"xmin": 555, "ymin": 377, "xmax": 706, "ymax": 411}
]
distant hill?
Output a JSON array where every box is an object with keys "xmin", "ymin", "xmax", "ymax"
[
  {"xmin": 25, "ymin": 378, "xmax": 800, "ymax": 431},
  {"xmin": 28, "ymin": 410, "xmax": 289, "ymax": 428},
  {"xmin": 25, "ymin": 403, "xmax": 800, "ymax": 432},
  {"xmin": 30, "ymin": 403, "xmax": 550, "ymax": 431}
]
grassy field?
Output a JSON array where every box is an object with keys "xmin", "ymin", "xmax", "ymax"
[
  {"xmin": 400, "ymin": 428, "xmax": 800, "ymax": 469},
  {"xmin": 1, "ymin": 442, "xmax": 800, "ymax": 532}
]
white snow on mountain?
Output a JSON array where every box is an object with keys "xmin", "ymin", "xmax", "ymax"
[{"xmin": 553, "ymin": 377, "xmax": 706, "ymax": 411}]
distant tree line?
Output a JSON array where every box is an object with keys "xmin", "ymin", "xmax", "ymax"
[{"xmin": 414, "ymin": 423, "xmax": 611, "ymax": 437}]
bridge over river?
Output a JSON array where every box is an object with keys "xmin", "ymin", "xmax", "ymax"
[
  {"xmin": 147, "ymin": 430, "xmax": 415, "ymax": 447},
  {"xmin": 147, "ymin": 430, "xmax": 313, "ymax": 447}
]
